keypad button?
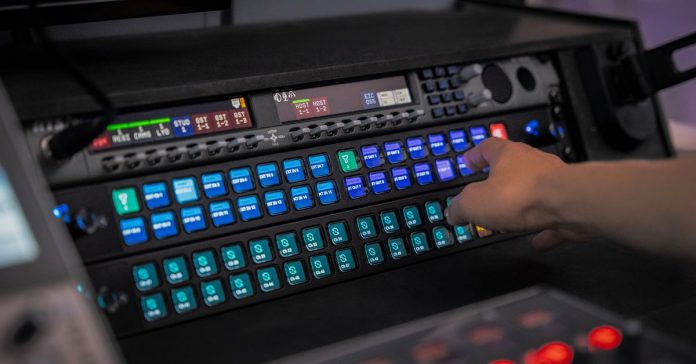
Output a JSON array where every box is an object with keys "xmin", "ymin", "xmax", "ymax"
[
  {"xmin": 456, "ymin": 154, "xmax": 475, "ymax": 176},
  {"xmin": 356, "ymin": 215, "xmax": 378, "ymax": 239},
  {"xmin": 433, "ymin": 226, "xmax": 454, "ymax": 248},
  {"xmin": 387, "ymin": 237, "xmax": 408, "ymax": 260},
  {"xmin": 425, "ymin": 201, "xmax": 444, "ymax": 223},
  {"xmin": 413, "ymin": 163, "xmax": 434, "ymax": 186},
  {"xmin": 360, "ymin": 145, "xmax": 384, "ymax": 169},
  {"xmin": 403, "ymin": 206, "xmax": 423, "ymax": 228},
  {"xmin": 455, "ymin": 225, "xmax": 474, "ymax": 243},
  {"xmin": 302, "ymin": 226, "xmax": 325, "ymax": 252},
  {"xmin": 422, "ymin": 81, "xmax": 435, "ymax": 93},
  {"xmin": 229, "ymin": 273, "xmax": 254, "ymax": 299},
  {"xmin": 284, "ymin": 260, "xmax": 307, "ymax": 285},
  {"xmin": 141, "ymin": 293, "xmax": 167, "ymax": 322},
  {"xmin": 437, "ymin": 79, "xmax": 449, "ymax": 91},
  {"xmin": 446, "ymin": 65, "xmax": 459, "ymax": 75},
  {"xmin": 282, "ymin": 158, "xmax": 307, "ymax": 183},
  {"xmin": 428, "ymin": 134, "xmax": 448, "ymax": 156},
  {"xmin": 431, "ymin": 107, "xmax": 445, "ymax": 118},
  {"xmin": 435, "ymin": 159, "xmax": 456, "ymax": 182},
  {"xmin": 256, "ymin": 163, "xmax": 281, "ymax": 188},
  {"xmin": 192, "ymin": 250, "xmax": 218, "ymax": 278},
  {"xmin": 201, "ymin": 172, "xmax": 227, "ymax": 198},
  {"xmin": 151, "ymin": 211, "xmax": 178, "ymax": 240},
  {"xmin": 171, "ymin": 286, "xmax": 198, "ymax": 314},
  {"xmin": 368, "ymin": 171, "xmax": 390, "ymax": 194},
  {"xmin": 410, "ymin": 232, "xmax": 430, "ymax": 254},
  {"xmin": 133, "ymin": 263, "xmax": 159, "ymax": 291},
  {"xmin": 142, "ymin": 182, "xmax": 170, "ymax": 210},
  {"xmin": 201, "ymin": 279, "xmax": 226, "ymax": 307},
  {"xmin": 420, "ymin": 68, "xmax": 434, "ymax": 79},
  {"xmin": 446, "ymin": 196, "xmax": 454, "ymax": 207},
  {"xmin": 288, "ymin": 185, "xmax": 313, "ymax": 210},
  {"xmin": 309, "ymin": 254, "xmax": 332, "ymax": 279},
  {"xmin": 257, "ymin": 266, "xmax": 281, "ymax": 293},
  {"xmin": 449, "ymin": 130, "xmax": 469, "ymax": 152},
  {"xmin": 229, "ymin": 167, "xmax": 255, "ymax": 193},
  {"xmin": 209, "ymin": 200, "xmax": 235, "ymax": 227},
  {"xmin": 316, "ymin": 180, "xmax": 339, "ymax": 205},
  {"xmin": 344, "ymin": 176, "xmax": 368, "ymax": 199},
  {"xmin": 490, "ymin": 122, "xmax": 508, "ymax": 139},
  {"xmin": 163, "ymin": 256, "xmax": 189, "ymax": 284},
  {"xmin": 453, "ymin": 89, "xmax": 465, "ymax": 101},
  {"xmin": 450, "ymin": 78, "xmax": 461, "ymax": 88},
  {"xmin": 469, "ymin": 125, "xmax": 488, "ymax": 146},
  {"xmin": 237, "ymin": 195, "xmax": 263, "ymax": 221},
  {"xmin": 391, "ymin": 167, "xmax": 412, "ymax": 190},
  {"xmin": 337, "ymin": 149, "xmax": 360, "ymax": 173},
  {"xmin": 445, "ymin": 106, "xmax": 457, "ymax": 116},
  {"xmin": 406, "ymin": 137, "xmax": 427, "ymax": 160},
  {"xmin": 335, "ymin": 249, "xmax": 357, "ymax": 272},
  {"xmin": 221, "ymin": 244, "xmax": 246, "ymax": 271},
  {"xmin": 120, "ymin": 217, "xmax": 148, "ymax": 246},
  {"xmin": 308, "ymin": 154, "xmax": 331, "ymax": 178},
  {"xmin": 428, "ymin": 95, "xmax": 440, "ymax": 105},
  {"xmin": 380, "ymin": 210, "xmax": 400, "ymax": 233},
  {"xmin": 275, "ymin": 232, "xmax": 300, "ymax": 257},
  {"xmin": 112, "ymin": 187, "xmax": 141, "ymax": 215},
  {"xmin": 181, "ymin": 206, "xmax": 207, "ymax": 233},
  {"xmin": 457, "ymin": 103, "xmax": 469, "ymax": 114},
  {"xmin": 249, "ymin": 238, "xmax": 274, "ymax": 264},
  {"xmin": 172, "ymin": 177, "xmax": 200, "ymax": 204},
  {"xmin": 384, "ymin": 141, "xmax": 406, "ymax": 164},
  {"xmin": 475, "ymin": 225, "xmax": 495, "ymax": 238},
  {"xmin": 327, "ymin": 221, "xmax": 350, "ymax": 245},
  {"xmin": 264, "ymin": 190, "xmax": 289, "ymax": 216},
  {"xmin": 435, "ymin": 66, "xmax": 446, "ymax": 77},
  {"xmin": 364, "ymin": 243, "xmax": 385, "ymax": 265},
  {"xmin": 440, "ymin": 92, "xmax": 452, "ymax": 103}
]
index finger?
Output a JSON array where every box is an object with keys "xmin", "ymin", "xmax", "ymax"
[{"xmin": 463, "ymin": 137, "xmax": 511, "ymax": 171}]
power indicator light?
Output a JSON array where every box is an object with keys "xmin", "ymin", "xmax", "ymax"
[{"xmin": 588, "ymin": 325, "xmax": 622, "ymax": 351}]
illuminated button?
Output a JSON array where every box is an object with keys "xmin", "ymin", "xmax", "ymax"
[
  {"xmin": 264, "ymin": 190, "xmax": 288, "ymax": 216},
  {"xmin": 229, "ymin": 167, "xmax": 254, "ymax": 193},
  {"xmin": 469, "ymin": 125, "xmax": 488, "ymax": 146},
  {"xmin": 302, "ymin": 226, "xmax": 325, "ymax": 252},
  {"xmin": 290, "ymin": 185, "xmax": 314, "ymax": 210},
  {"xmin": 249, "ymin": 238, "xmax": 273, "ymax": 264},
  {"xmin": 221, "ymin": 244, "xmax": 246, "ymax": 271},
  {"xmin": 432, "ymin": 226, "xmax": 454, "ymax": 248},
  {"xmin": 360, "ymin": 145, "xmax": 384, "ymax": 168},
  {"xmin": 316, "ymin": 181, "xmax": 338, "ymax": 205},
  {"xmin": 284, "ymin": 260, "xmax": 307, "ymax": 285},
  {"xmin": 446, "ymin": 196, "xmax": 454, "ymax": 207},
  {"xmin": 275, "ymin": 232, "xmax": 300, "ymax": 257},
  {"xmin": 283, "ymin": 158, "xmax": 306, "ymax": 183},
  {"xmin": 384, "ymin": 141, "xmax": 406, "ymax": 164},
  {"xmin": 391, "ymin": 167, "xmax": 412, "ymax": 190},
  {"xmin": 163, "ymin": 256, "xmax": 189, "ymax": 284},
  {"xmin": 403, "ymin": 206, "xmax": 423, "ymax": 228},
  {"xmin": 456, "ymin": 155, "xmax": 475, "ymax": 176},
  {"xmin": 588, "ymin": 325, "xmax": 623, "ymax": 351},
  {"xmin": 229, "ymin": 273, "xmax": 254, "ymax": 299},
  {"xmin": 256, "ymin": 163, "xmax": 281, "ymax": 188},
  {"xmin": 413, "ymin": 163, "xmax": 433, "ymax": 185},
  {"xmin": 425, "ymin": 201, "xmax": 444, "ymax": 223},
  {"xmin": 387, "ymin": 237, "xmax": 408, "ymax": 260},
  {"xmin": 171, "ymin": 286, "xmax": 197, "ymax": 314},
  {"xmin": 308, "ymin": 154, "xmax": 331, "ymax": 178},
  {"xmin": 435, "ymin": 159, "xmax": 456, "ymax": 182},
  {"xmin": 489, "ymin": 122, "xmax": 508, "ymax": 139},
  {"xmin": 120, "ymin": 217, "xmax": 148, "ymax": 246},
  {"xmin": 237, "ymin": 195, "xmax": 263, "ymax": 221},
  {"xmin": 192, "ymin": 250, "xmax": 218, "ymax": 277},
  {"xmin": 344, "ymin": 176, "xmax": 368, "ymax": 199},
  {"xmin": 141, "ymin": 293, "xmax": 167, "ymax": 322},
  {"xmin": 172, "ymin": 177, "xmax": 200, "ymax": 204},
  {"xmin": 142, "ymin": 182, "xmax": 170, "ymax": 210},
  {"xmin": 133, "ymin": 263, "xmax": 159, "ymax": 291},
  {"xmin": 454, "ymin": 225, "xmax": 474, "ymax": 243},
  {"xmin": 172, "ymin": 116, "xmax": 193, "ymax": 137},
  {"xmin": 181, "ymin": 206, "xmax": 206, "ymax": 233},
  {"xmin": 356, "ymin": 215, "xmax": 378, "ymax": 239},
  {"xmin": 475, "ymin": 225, "xmax": 495, "ymax": 238},
  {"xmin": 410, "ymin": 232, "xmax": 430, "ymax": 254},
  {"xmin": 112, "ymin": 187, "xmax": 140, "ymax": 215},
  {"xmin": 309, "ymin": 254, "xmax": 332, "ymax": 279},
  {"xmin": 368, "ymin": 171, "xmax": 390, "ymax": 194},
  {"xmin": 327, "ymin": 221, "xmax": 350, "ymax": 245},
  {"xmin": 201, "ymin": 279, "xmax": 226, "ymax": 307},
  {"xmin": 257, "ymin": 267, "xmax": 281, "ymax": 293},
  {"xmin": 335, "ymin": 249, "xmax": 357, "ymax": 272},
  {"xmin": 380, "ymin": 210, "xmax": 400, "ymax": 233},
  {"xmin": 209, "ymin": 200, "xmax": 235, "ymax": 227},
  {"xmin": 151, "ymin": 211, "xmax": 178, "ymax": 240},
  {"xmin": 428, "ymin": 134, "xmax": 448, "ymax": 156},
  {"xmin": 406, "ymin": 137, "xmax": 427, "ymax": 160},
  {"xmin": 337, "ymin": 149, "xmax": 360, "ymax": 173},
  {"xmin": 364, "ymin": 242, "xmax": 385, "ymax": 265},
  {"xmin": 201, "ymin": 172, "xmax": 227, "ymax": 198}
]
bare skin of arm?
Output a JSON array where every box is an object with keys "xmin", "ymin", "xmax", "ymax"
[{"xmin": 445, "ymin": 138, "xmax": 696, "ymax": 259}]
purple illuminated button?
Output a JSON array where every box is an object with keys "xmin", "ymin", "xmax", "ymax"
[
  {"xmin": 449, "ymin": 130, "xmax": 469, "ymax": 152},
  {"xmin": 435, "ymin": 159, "xmax": 456, "ymax": 182},
  {"xmin": 344, "ymin": 176, "xmax": 368, "ymax": 200},
  {"xmin": 361, "ymin": 145, "xmax": 383, "ymax": 169},
  {"xmin": 391, "ymin": 167, "xmax": 412, "ymax": 190},
  {"xmin": 368, "ymin": 171, "xmax": 390, "ymax": 194},
  {"xmin": 456, "ymin": 155, "xmax": 475, "ymax": 176},
  {"xmin": 406, "ymin": 137, "xmax": 427, "ymax": 160},
  {"xmin": 469, "ymin": 125, "xmax": 488, "ymax": 146},
  {"xmin": 384, "ymin": 141, "xmax": 406, "ymax": 164},
  {"xmin": 413, "ymin": 163, "xmax": 433, "ymax": 185}
]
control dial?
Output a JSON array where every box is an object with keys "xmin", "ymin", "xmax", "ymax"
[{"xmin": 468, "ymin": 89, "xmax": 492, "ymax": 107}]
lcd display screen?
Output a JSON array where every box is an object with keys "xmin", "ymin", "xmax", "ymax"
[{"xmin": 0, "ymin": 165, "xmax": 39, "ymax": 269}]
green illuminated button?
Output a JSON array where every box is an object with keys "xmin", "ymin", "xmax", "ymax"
[
  {"xmin": 171, "ymin": 286, "xmax": 197, "ymax": 314},
  {"xmin": 309, "ymin": 254, "xmax": 332, "ymax": 279},
  {"xmin": 275, "ymin": 232, "xmax": 300, "ymax": 257},
  {"xmin": 327, "ymin": 221, "xmax": 350, "ymax": 245},
  {"xmin": 229, "ymin": 273, "xmax": 254, "ymax": 299},
  {"xmin": 410, "ymin": 232, "xmax": 430, "ymax": 254},
  {"xmin": 201, "ymin": 279, "xmax": 226, "ymax": 307},
  {"xmin": 387, "ymin": 237, "xmax": 408, "ymax": 260},
  {"xmin": 302, "ymin": 227, "xmax": 325, "ymax": 251},
  {"xmin": 425, "ymin": 201, "xmax": 444, "ymax": 223},
  {"xmin": 221, "ymin": 244, "xmax": 246, "ymax": 271},
  {"xmin": 380, "ymin": 210, "xmax": 400, "ymax": 233},
  {"xmin": 284, "ymin": 260, "xmax": 307, "ymax": 285},
  {"xmin": 403, "ymin": 206, "xmax": 423, "ymax": 228},
  {"xmin": 446, "ymin": 196, "xmax": 454, "ymax": 207},
  {"xmin": 112, "ymin": 187, "xmax": 140, "ymax": 216},
  {"xmin": 335, "ymin": 248, "xmax": 357, "ymax": 272},
  {"xmin": 337, "ymin": 149, "xmax": 359, "ymax": 173},
  {"xmin": 163, "ymin": 256, "xmax": 189, "ymax": 284},
  {"xmin": 140, "ymin": 293, "xmax": 167, "ymax": 322},
  {"xmin": 356, "ymin": 215, "xmax": 377, "ymax": 239},
  {"xmin": 257, "ymin": 266, "xmax": 281, "ymax": 293},
  {"xmin": 133, "ymin": 263, "xmax": 159, "ymax": 292},
  {"xmin": 433, "ymin": 226, "xmax": 454, "ymax": 248},
  {"xmin": 364, "ymin": 242, "xmax": 385, "ymax": 265},
  {"xmin": 249, "ymin": 238, "xmax": 274, "ymax": 264},
  {"xmin": 192, "ymin": 250, "xmax": 218, "ymax": 277},
  {"xmin": 455, "ymin": 225, "xmax": 474, "ymax": 243}
]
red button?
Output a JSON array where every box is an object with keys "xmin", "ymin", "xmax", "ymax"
[
  {"xmin": 588, "ymin": 325, "xmax": 622, "ymax": 351},
  {"xmin": 489, "ymin": 123, "xmax": 508, "ymax": 140},
  {"xmin": 524, "ymin": 342, "xmax": 573, "ymax": 364}
]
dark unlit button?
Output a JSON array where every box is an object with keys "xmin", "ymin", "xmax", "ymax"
[
  {"xmin": 187, "ymin": 143, "xmax": 204, "ymax": 159},
  {"xmin": 290, "ymin": 127, "xmax": 311, "ymax": 141},
  {"xmin": 360, "ymin": 116, "xmax": 378, "ymax": 130},
  {"xmin": 206, "ymin": 140, "xmax": 226, "ymax": 156},
  {"xmin": 374, "ymin": 114, "xmax": 394, "ymax": 128},
  {"xmin": 325, "ymin": 121, "xmax": 344, "ymax": 135},
  {"xmin": 391, "ymin": 112, "xmax": 409, "ymax": 125},
  {"xmin": 125, "ymin": 153, "xmax": 144, "ymax": 169},
  {"xmin": 407, "ymin": 109, "xmax": 425, "ymax": 122},
  {"xmin": 309, "ymin": 124, "xmax": 328, "ymax": 138},
  {"xmin": 342, "ymin": 119, "xmax": 362, "ymax": 133},
  {"xmin": 166, "ymin": 147, "xmax": 185, "ymax": 162},
  {"xmin": 225, "ymin": 137, "xmax": 245, "ymax": 152},
  {"xmin": 145, "ymin": 150, "xmax": 165, "ymax": 166}
]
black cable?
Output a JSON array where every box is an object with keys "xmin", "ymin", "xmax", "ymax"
[{"xmin": 28, "ymin": 0, "xmax": 116, "ymax": 162}]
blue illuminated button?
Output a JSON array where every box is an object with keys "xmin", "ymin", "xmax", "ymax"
[
  {"xmin": 171, "ymin": 286, "xmax": 197, "ymax": 314},
  {"xmin": 469, "ymin": 125, "xmax": 488, "ymax": 146},
  {"xmin": 163, "ymin": 256, "xmax": 189, "ymax": 284},
  {"xmin": 209, "ymin": 200, "xmax": 235, "ymax": 227},
  {"xmin": 335, "ymin": 249, "xmax": 357, "ymax": 272},
  {"xmin": 428, "ymin": 134, "xmax": 448, "ymax": 156},
  {"xmin": 275, "ymin": 232, "xmax": 300, "ymax": 257},
  {"xmin": 406, "ymin": 137, "xmax": 427, "ymax": 160},
  {"xmin": 192, "ymin": 250, "xmax": 218, "ymax": 277},
  {"xmin": 432, "ymin": 226, "xmax": 454, "ymax": 248},
  {"xmin": 309, "ymin": 254, "xmax": 332, "ymax": 279},
  {"xmin": 201, "ymin": 172, "xmax": 227, "ymax": 198},
  {"xmin": 141, "ymin": 293, "xmax": 167, "ymax": 322},
  {"xmin": 360, "ymin": 145, "xmax": 384, "ymax": 168},
  {"xmin": 356, "ymin": 215, "xmax": 377, "ymax": 239},
  {"xmin": 133, "ymin": 263, "xmax": 159, "ymax": 291},
  {"xmin": 344, "ymin": 176, "xmax": 368, "ymax": 199},
  {"xmin": 201, "ymin": 280, "xmax": 226, "ymax": 307},
  {"xmin": 387, "ymin": 237, "xmax": 408, "ymax": 260},
  {"xmin": 327, "ymin": 221, "xmax": 349, "ymax": 245},
  {"xmin": 237, "ymin": 195, "xmax": 263, "ymax": 221},
  {"xmin": 151, "ymin": 211, "xmax": 178, "ymax": 240},
  {"xmin": 455, "ymin": 225, "xmax": 474, "ymax": 243},
  {"xmin": 425, "ymin": 201, "xmax": 444, "ymax": 223},
  {"xmin": 264, "ymin": 190, "xmax": 288, "ymax": 216},
  {"xmin": 308, "ymin": 154, "xmax": 331, "ymax": 178},
  {"xmin": 257, "ymin": 267, "xmax": 281, "ymax": 293},
  {"xmin": 283, "ymin": 158, "xmax": 306, "ymax": 183},
  {"xmin": 221, "ymin": 244, "xmax": 246, "ymax": 271},
  {"xmin": 410, "ymin": 232, "xmax": 430, "ymax": 254},
  {"xmin": 142, "ymin": 182, "xmax": 170, "ymax": 210},
  {"xmin": 435, "ymin": 159, "xmax": 456, "ymax": 182},
  {"xmin": 284, "ymin": 260, "xmax": 307, "ymax": 285},
  {"xmin": 449, "ymin": 130, "xmax": 469, "ymax": 152},
  {"xmin": 403, "ymin": 206, "xmax": 423, "ymax": 228},
  {"xmin": 172, "ymin": 116, "xmax": 193, "ymax": 137},
  {"xmin": 413, "ymin": 163, "xmax": 433, "ymax": 185},
  {"xmin": 256, "ymin": 163, "xmax": 281, "ymax": 188},
  {"xmin": 229, "ymin": 273, "xmax": 254, "ymax": 299},
  {"xmin": 181, "ymin": 206, "xmax": 206, "ymax": 233},
  {"xmin": 384, "ymin": 141, "xmax": 406, "ymax": 164},
  {"xmin": 229, "ymin": 167, "xmax": 254, "ymax": 193},
  {"xmin": 249, "ymin": 238, "xmax": 274, "ymax": 264},
  {"xmin": 290, "ymin": 185, "xmax": 314, "ymax": 210},
  {"xmin": 302, "ymin": 226, "xmax": 325, "ymax": 252},
  {"xmin": 316, "ymin": 180, "xmax": 339, "ymax": 205},
  {"xmin": 364, "ymin": 243, "xmax": 385, "ymax": 265},
  {"xmin": 120, "ymin": 217, "xmax": 148, "ymax": 246},
  {"xmin": 368, "ymin": 171, "xmax": 390, "ymax": 194},
  {"xmin": 172, "ymin": 177, "xmax": 200, "ymax": 204},
  {"xmin": 380, "ymin": 210, "xmax": 400, "ymax": 233},
  {"xmin": 456, "ymin": 155, "xmax": 475, "ymax": 176},
  {"xmin": 391, "ymin": 167, "xmax": 412, "ymax": 190}
]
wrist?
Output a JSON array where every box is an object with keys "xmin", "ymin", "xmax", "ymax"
[{"xmin": 533, "ymin": 163, "xmax": 574, "ymax": 230}]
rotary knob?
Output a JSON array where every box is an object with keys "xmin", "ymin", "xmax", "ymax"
[{"xmin": 468, "ymin": 89, "xmax": 492, "ymax": 107}]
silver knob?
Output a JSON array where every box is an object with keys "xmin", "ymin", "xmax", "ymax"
[
  {"xmin": 468, "ymin": 89, "xmax": 492, "ymax": 107},
  {"xmin": 460, "ymin": 63, "xmax": 483, "ymax": 82}
]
